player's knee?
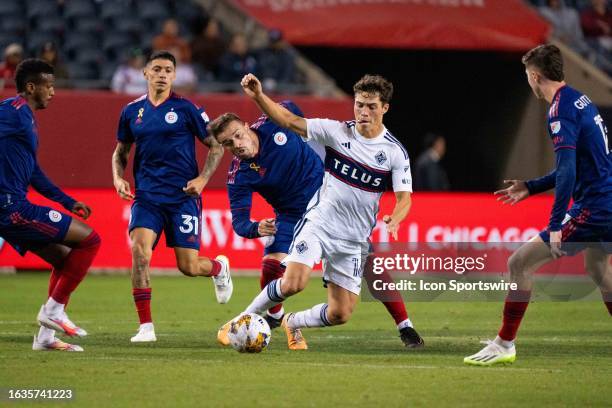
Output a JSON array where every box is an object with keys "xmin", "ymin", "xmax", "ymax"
[
  {"xmin": 281, "ymin": 279, "xmax": 305, "ymax": 297},
  {"xmin": 326, "ymin": 306, "xmax": 352, "ymax": 325},
  {"xmin": 507, "ymin": 252, "xmax": 528, "ymax": 280},
  {"xmin": 131, "ymin": 242, "xmax": 152, "ymax": 268}
]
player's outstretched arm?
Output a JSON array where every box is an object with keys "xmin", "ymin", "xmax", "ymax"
[
  {"xmin": 494, "ymin": 180, "xmax": 529, "ymax": 205},
  {"xmin": 241, "ymin": 73, "xmax": 307, "ymax": 137},
  {"xmin": 184, "ymin": 136, "xmax": 224, "ymax": 197},
  {"xmin": 383, "ymin": 191, "xmax": 412, "ymax": 240},
  {"xmin": 111, "ymin": 142, "xmax": 135, "ymax": 200}
]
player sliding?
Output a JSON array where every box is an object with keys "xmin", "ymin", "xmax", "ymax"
[
  {"xmin": 464, "ymin": 44, "xmax": 612, "ymax": 366},
  {"xmin": 0, "ymin": 59, "xmax": 101, "ymax": 351},
  {"xmin": 211, "ymin": 103, "xmax": 423, "ymax": 349},
  {"xmin": 111, "ymin": 50, "xmax": 231, "ymax": 343},
  {"xmin": 226, "ymin": 73, "xmax": 416, "ymax": 348}
]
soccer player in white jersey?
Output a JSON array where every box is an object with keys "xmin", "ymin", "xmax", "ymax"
[{"xmin": 231, "ymin": 73, "xmax": 416, "ymax": 348}]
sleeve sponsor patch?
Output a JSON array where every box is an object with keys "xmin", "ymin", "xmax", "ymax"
[{"xmin": 550, "ymin": 121, "xmax": 561, "ymax": 134}]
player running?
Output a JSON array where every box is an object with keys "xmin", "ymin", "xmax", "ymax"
[
  {"xmin": 211, "ymin": 106, "xmax": 424, "ymax": 349},
  {"xmin": 224, "ymin": 73, "xmax": 416, "ymax": 348},
  {"xmin": 111, "ymin": 50, "xmax": 231, "ymax": 343},
  {"xmin": 0, "ymin": 59, "xmax": 101, "ymax": 352},
  {"xmin": 464, "ymin": 44, "xmax": 612, "ymax": 366}
]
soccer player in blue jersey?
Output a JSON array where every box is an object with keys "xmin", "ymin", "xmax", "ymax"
[
  {"xmin": 465, "ymin": 44, "xmax": 612, "ymax": 366},
  {"xmin": 0, "ymin": 59, "xmax": 101, "ymax": 351},
  {"xmin": 111, "ymin": 51, "xmax": 231, "ymax": 343},
  {"xmin": 211, "ymin": 106, "xmax": 424, "ymax": 349}
]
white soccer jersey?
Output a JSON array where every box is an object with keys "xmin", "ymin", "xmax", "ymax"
[{"xmin": 303, "ymin": 118, "xmax": 412, "ymax": 242}]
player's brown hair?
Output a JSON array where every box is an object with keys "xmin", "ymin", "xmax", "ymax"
[
  {"xmin": 353, "ymin": 74, "xmax": 394, "ymax": 105},
  {"xmin": 209, "ymin": 112, "xmax": 244, "ymax": 139},
  {"xmin": 521, "ymin": 44, "xmax": 564, "ymax": 82}
]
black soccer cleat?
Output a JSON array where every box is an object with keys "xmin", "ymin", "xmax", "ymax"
[
  {"xmin": 264, "ymin": 314, "xmax": 283, "ymax": 330},
  {"xmin": 399, "ymin": 327, "xmax": 424, "ymax": 349}
]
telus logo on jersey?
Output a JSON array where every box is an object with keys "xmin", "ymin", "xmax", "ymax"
[{"xmin": 325, "ymin": 147, "xmax": 390, "ymax": 192}]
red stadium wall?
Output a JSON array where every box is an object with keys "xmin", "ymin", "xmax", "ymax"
[
  {"xmin": 0, "ymin": 90, "xmax": 352, "ymax": 189},
  {"xmin": 0, "ymin": 190, "xmax": 567, "ymax": 272}
]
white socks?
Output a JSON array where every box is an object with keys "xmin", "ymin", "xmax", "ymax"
[
  {"xmin": 44, "ymin": 297, "xmax": 64, "ymax": 317},
  {"xmin": 266, "ymin": 307, "xmax": 284, "ymax": 320},
  {"xmin": 245, "ymin": 279, "xmax": 284, "ymax": 315},
  {"xmin": 37, "ymin": 326, "xmax": 55, "ymax": 344},
  {"xmin": 139, "ymin": 323, "xmax": 154, "ymax": 331},
  {"xmin": 287, "ymin": 303, "xmax": 331, "ymax": 329},
  {"xmin": 494, "ymin": 335, "xmax": 514, "ymax": 349},
  {"xmin": 397, "ymin": 318, "xmax": 414, "ymax": 330}
]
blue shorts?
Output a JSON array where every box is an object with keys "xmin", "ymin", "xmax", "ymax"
[
  {"xmin": 539, "ymin": 214, "xmax": 612, "ymax": 255},
  {"xmin": 129, "ymin": 198, "xmax": 202, "ymax": 250},
  {"xmin": 262, "ymin": 215, "xmax": 301, "ymax": 256},
  {"xmin": 0, "ymin": 200, "xmax": 72, "ymax": 256}
]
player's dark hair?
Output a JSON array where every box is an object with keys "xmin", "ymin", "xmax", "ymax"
[
  {"xmin": 15, "ymin": 58, "xmax": 54, "ymax": 93},
  {"xmin": 147, "ymin": 50, "xmax": 176, "ymax": 67},
  {"xmin": 353, "ymin": 74, "xmax": 393, "ymax": 104},
  {"xmin": 209, "ymin": 112, "xmax": 244, "ymax": 139},
  {"xmin": 521, "ymin": 44, "xmax": 564, "ymax": 82}
]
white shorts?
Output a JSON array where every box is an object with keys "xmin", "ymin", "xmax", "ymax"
[{"xmin": 284, "ymin": 219, "xmax": 369, "ymax": 295}]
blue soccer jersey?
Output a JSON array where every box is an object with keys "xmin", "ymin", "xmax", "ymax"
[
  {"xmin": 527, "ymin": 85, "xmax": 612, "ymax": 230},
  {"xmin": 0, "ymin": 96, "xmax": 75, "ymax": 210},
  {"xmin": 116, "ymin": 93, "xmax": 210, "ymax": 204},
  {"xmin": 227, "ymin": 101, "xmax": 324, "ymax": 240}
]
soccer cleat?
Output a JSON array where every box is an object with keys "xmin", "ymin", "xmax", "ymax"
[
  {"xmin": 32, "ymin": 335, "xmax": 83, "ymax": 352},
  {"xmin": 62, "ymin": 312, "xmax": 87, "ymax": 337},
  {"xmin": 264, "ymin": 314, "xmax": 283, "ymax": 330},
  {"xmin": 464, "ymin": 339, "xmax": 516, "ymax": 366},
  {"xmin": 130, "ymin": 323, "xmax": 157, "ymax": 343},
  {"xmin": 37, "ymin": 305, "xmax": 85, "ymax": 337},
  {"xmin": 213, "ymin": 255, "xmax": 233, "ymax": 304},
  {"xmin": 217, "ymin": 320, "xmax": 231, "ymax": 346},
  {"xmin": 281, "ymin": 313, "xmax": 308, "ymax": 350},
  {"xmin": 399, "ymin": 327, "xmax": 424, "ymax": 349}
]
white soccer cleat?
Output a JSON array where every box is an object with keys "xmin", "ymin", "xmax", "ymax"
[
  {"xmin": 37, "ymin": 305, "xmax": 86, "ymax": 337},
  {"xmin": 32, "ymin": 335, "xmax": 83, "ymax": 352},
  {"xmin": 62, "ymin": 312, "xmax": 87, "ymax": 337},
  {"xmin": 130, "ymin": 323, "xmax": 157, "ymax": 343},
  {"xmin": 212, "ymin": 255, "xmax": 233, "ymax": 304},
  {"xmin": 464, "ymin": 339, "xmax": 516, "ymax": 366}
]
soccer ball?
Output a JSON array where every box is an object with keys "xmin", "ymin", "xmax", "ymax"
[{"xmin": 228, "ymin": 313, "xmax": 271, "ymax": 353}]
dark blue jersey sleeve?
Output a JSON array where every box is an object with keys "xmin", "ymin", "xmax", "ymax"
[
  {"xmin": 31, "ymin": 163, "xmax": 76, "ymax": 210},
  {"xmin": 228, "ymin": 183, "xmax": 259, "ymax": 238},
  {"xmin": 279, "ymin": 100, "xmax": 304, "ymax": 117},
  {"xmin": 549, "ymin": 148, "xmax": 576, "ymax": 231},
  {"xmin": 116, "ymin": 107, "xmax": 134, "ymax": 143},
  {"xmin": 526, "ymin": 170, "xmax": 556, "ymax": 195},
  {"xmin": 185, "ymin": 101, "xmax": 209, "ymax": 143}
]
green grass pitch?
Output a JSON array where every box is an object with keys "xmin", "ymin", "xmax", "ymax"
[{"xmin": 1, "ymin": 273, "xmax": 610, "ymax": 407}]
